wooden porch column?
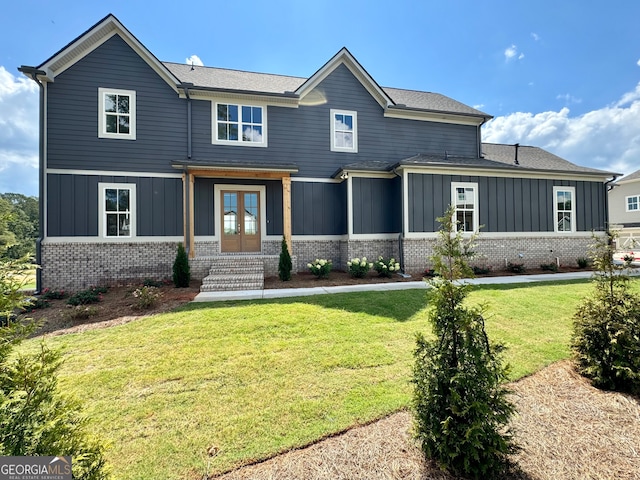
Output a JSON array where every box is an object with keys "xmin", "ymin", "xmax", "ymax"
[{"xmin": 282, "ymin": 175, "xmax": 292, "ymax": 254}]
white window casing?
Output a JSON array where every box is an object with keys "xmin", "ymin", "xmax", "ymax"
[
  {"xmin": 98, "ymin": 88, "xmax": 136, "ymax": 140},
  {"xmin": 212, "ymin": 102, "xmax": 267, "ymax": 147},
  {"xmin": 553, "ymin": 186, "xmax": 576, "ymax": 233},
  {"xmin": 451, "ymin": 182, "xmax": 479, "ymax": 233},
  {"xmin": 626, "ymin": 195, "xmax": 639, "ymax": 212},
  {"xmin": 99, "ymin": 183, "xmax": 136, "ymax": 239},
  {"xmin": 330, "ymin": 109, "xmax": 358, "ymax": 153}
]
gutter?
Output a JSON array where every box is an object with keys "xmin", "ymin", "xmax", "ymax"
[
  {"xmin": 604, "ymin": 175, "xmax": 619, "ymax": 231},
  {"xmin": 17, "ymin": 66, "xmax": 47, "ymax": 294}
]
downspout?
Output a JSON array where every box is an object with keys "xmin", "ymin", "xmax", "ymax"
[
  {"xmin": 19, "ymin": 67, "xmax": 46, "ymax": 294},
  {"xmin": 604, "ymin": 175, "xmax": 618, "ymax": 232}
]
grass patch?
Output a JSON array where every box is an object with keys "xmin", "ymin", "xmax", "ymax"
[{"xmin": 21, "ymin": 279, "xmax": 637, "ymax": 479}]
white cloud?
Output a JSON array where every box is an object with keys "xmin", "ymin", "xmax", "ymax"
[
  {"xmin": 637, "ymin": 58, "xmax": 640, "ymax": 67},
  {"xmin": 556, "ymin": 93, "xmax": 582, "ymax": 104},
  {"xmin": 504, "ymin": 45, "xmax": 524, "ymax": 62},
  {"xmin": 0, "ymin": 66, "xmax": 39, "ymax": 195},
  {"xmin": 531, "ymin": 33, "xmax": 540, "ymax": 41},
  {"xmin": 185, "ymin": 55, "xmax": 204, "ymax": 66},
  {"xmin": 483, "ymin": 82, "xmax": 640, "ymax": 176},
  {"xmin": 473, "ymin": 104, "xmax": 485, "ymax": 110}
]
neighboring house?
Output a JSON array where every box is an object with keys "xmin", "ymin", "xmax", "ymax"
[
  {"xmin": 20, "ymin": 14, "xmax": 618, "ymax": 291},
  {"xmin": 609, "ymin": 169, "xmax": 640, "ymax": 249}
]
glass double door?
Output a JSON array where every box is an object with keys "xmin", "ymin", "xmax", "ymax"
[{"xmin": 221, "ymin": 190, "xmax": 260, "ymax": 252}]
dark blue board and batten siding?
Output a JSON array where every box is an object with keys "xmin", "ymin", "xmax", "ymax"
[
  {"xmin": 46, "ymin": 34, "xmax": 187, "ymax": 172},
  {"xmin": 190, "ymin": 64, "xmax": 479, "ymax": 179},
  {"xmin": 409, "ymin": 173, "xmax": 607, "ymax": 233},
  {"xmin": 47, "ymin": 174, "xmax": 183, "ymax": 237},
  {"xmin": 291, "ymin": 182, "xmax": 347, "ymax": 235},
  {"xmin": 352, "ymin": 177, "xmax": 402, "ymax": 234}
]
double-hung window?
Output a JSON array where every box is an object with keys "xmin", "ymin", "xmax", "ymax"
[
  {"xmin": 98, "ymin": 88, "xmax": 136, "ymax": 140},
  {"xmin": 99, "ymin": 183, "xmax": 136, "ymax": 238},
  {"xmin": 213, "ymin": 103, "xmax": 266, "ymax": 146},
  {"xmin": 553, "ymin": 186, "xmax": 576, "ymax": 232},
  {"xmin": 330, "ymin": 109, "xmax": 357, "ymax": 152},
  {"xmin": 451, "ymin": 182, "xmax": 478, "ymax": 232},
  {"xmin": 626, "ymin": 195, "xmax": 639, "ymax": 212}
]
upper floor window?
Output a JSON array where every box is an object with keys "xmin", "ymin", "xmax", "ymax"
[
  {"xmin": 451, "ymin": 182, "xmax": 478, "ymax": 232},
  {"xmin": 553, "ymin": 186, "xmax": 576, "ymax": 232},
  {"xmin": 213, "ymin": 103, "xmax": 266, "ymax": 146},
  {"xmin": 330, "ymin": 109, "xmax": 358, "ymax": 153},
  {"xmin": 627, "ymin": 195, "xmax": 639, "ymax": 212},
  {"xmin": 98, "ymin": 88, "xmax": 136, "ymax": 140},
  {"xmin": 99, "ymin": 183, "xmax": 136, "ymax": 238}
]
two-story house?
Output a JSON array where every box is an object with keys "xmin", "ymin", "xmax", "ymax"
[
  {"xmin": 609, "ymin": 169, "xmax": 640, "ymax": 249},
  {"xmin": 20, "ymin": 14, "xmax": 618, "ymax": 291}
]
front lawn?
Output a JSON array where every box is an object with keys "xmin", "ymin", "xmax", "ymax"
[{"xmin": 22, "ymin": 279, "xmax": 622, "ymax": 479}]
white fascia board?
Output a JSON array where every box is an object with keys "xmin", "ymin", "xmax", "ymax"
[
  {"xmin": 346, "ymin": 171, "xmax": 396, "ymax": 179},
  {"xmin": 46, "ymin": 168, "xmax": 183, "ymax": 179},
  {"xmin": 182, "ymin": 90, "xmax": 298, "ymax": 108},
  {"xmin": 39, "ymin": 16, "xmax": 180, "ymax": 93},
  {"xmin": 43, "ymin": 236, "xmax": 184, "ymax": 244},
  {"xmin": 291, "ymin": 177, "xmax": 341, "ymax": 183},
  {"xmin": 397, "ymin": 166, "xmax": 611, "ymax": 182},
  {"xmin": 404, "ymin": 231, "xmax": 596, "ymax": 240},
  {"xmin": 384, "ymin": 108, "xmax": 486, "ymax": 126},
  {"xmin": 295, "ymin": 48, "xmax": 393, "ymax": 109}
]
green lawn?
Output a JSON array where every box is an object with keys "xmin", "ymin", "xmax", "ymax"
[{"xmin": 21, "ymin": 279, "xmax": 636, "ymax": 479}]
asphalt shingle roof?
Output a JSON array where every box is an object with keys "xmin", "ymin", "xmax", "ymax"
[
  {"xmin": 618, "ymin": 169, "xmax": 640, "ymax": 183},
  {"xmin": 163, "ymin": 62, "xmax": 488, "ymax": 116}
]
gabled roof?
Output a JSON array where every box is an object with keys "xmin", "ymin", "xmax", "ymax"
[
  {"xmin": 294, "ymin": 47, "xmax": 394, "ymax": 109},
  {"xmin": 616, "ymin": 169, "xmax": 640, "ymax": 184},
  {"xmin": 32, "ymin": 14, "xmax": 180, "ymax": 91}
]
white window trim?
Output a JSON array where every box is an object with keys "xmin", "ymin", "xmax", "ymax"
[
  {"xmin": 626, "ymin": 194, "xmax": 640, "ymax": 212},
  {"xmin": 451, "ymin": 182, "xmax": 479, "ymax": 233},
  {"xmin": 98, "ymin": 88, "xmax": 136, "ymax": 140},
  {"xmin": 553, "ymin": 186, "xmax": 576, "ymax": 233},
  {"xmin": 99, "ymin": 183, "xmax": 136, "ymax": 239},
  {"xmin": 211, "ymin": 102, "xmax": 268, "ymax": 147},
  {"xmin": 330, "ymin": 109, "xmax": 358, "ymax": 153}
]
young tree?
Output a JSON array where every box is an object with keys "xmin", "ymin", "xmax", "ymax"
[
  {"xmin": 413, "ymin": 206, "xmax": 517, "ymax": 478},
  {"xmin": 278, "ymin": 237, "xmax": 292, "ymax": 281},
  {"xmin": 172, "ymin": 243, "xmax": 191, "ymax": 288},
  {"xmin": 572, "ymin": 231, "xmax": 640, "ymax": 394},
  {"xmin": 0, "ymin": 260, "xmax": 109, "ymax": 479}
]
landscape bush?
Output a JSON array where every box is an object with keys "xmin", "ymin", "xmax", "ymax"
[
  {"xmin": 307, "ymin": 259, "xmax": 332, "ymax": 278},
  {"xmin": 413, "ymin": 206, "xmax": 517, "ymax": 478},
  {"xmin": 278, "ymin": 237, "xmax": 292, "ymax": 281},
  {"xmin": 373, "ymin": 256, "xmax": 401, "ymax": 278},
  {"xmin": 0, "ymin": 260, "xmax": 109, "ymax": 479},
  {"xmin": 67, "ymin": 286, "xmax": 106, "ymax": 306},
  {"xmin": 540, "ymin": 262, "xmax": 558, "ymax": 272},
  {"xmin": 576, "ymin": 257, "xmax": 589, "ymax": 269},
  {"xmin": 173, "ymin": 243, "xmax": 191, "ymax": 288},
  {"xmin": 507, "ymin": 262, "xmax": 526, "ymax": 274},
  {"xmin": 572, "ymin": 232, "xmax": 640, "ymax": 394},
  {"xmin": 131, "ymin": 286, "xmax": 162, "ymax": 310},
  {"xmin": 347, "ymin": 257, "xmax": 372, "ymax": 278}
]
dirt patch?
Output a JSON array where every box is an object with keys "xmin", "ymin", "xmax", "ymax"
[{"xmin": 214, "ymin": 360, "xmax": 640, "ymax": 480}]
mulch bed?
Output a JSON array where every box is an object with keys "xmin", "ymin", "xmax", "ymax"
[{"xmin": 215, "ymin": 361, "xmax": 640, "ymax": 480}]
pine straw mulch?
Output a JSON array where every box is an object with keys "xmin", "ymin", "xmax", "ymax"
[{"xmin": 214, "ymin": 360, "xmax": 640, "ymax": 480}]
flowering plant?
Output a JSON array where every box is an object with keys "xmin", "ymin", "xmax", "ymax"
[
  {"xmin": 132, "ymin": 285, "xmax": 162, "ymax": 310},
  {"xmin": 374, "ymin": 256, "xmax": 401, "ymax": 278},
  {"xmin": 307, "ymin": 258, "xmax": 332, "ymax": 279},
  {"xmin": 347, "ymin": 257, "xmax": 373, "ymax": 278}
]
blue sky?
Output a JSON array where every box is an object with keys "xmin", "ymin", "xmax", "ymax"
[{"xmin": 1, "ymin": 0, "xmax": 639, "ymax": 196}]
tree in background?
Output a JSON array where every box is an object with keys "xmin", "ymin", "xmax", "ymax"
[
  {"xmin": 412, "ymin": 206, "xmax": 517, "ymax": 478},
  {"xmin": 0, "ymin": 193, "xmax": 39, "ymax": 260},
  {"xmin": 173, "ymin": 243, "xmax": 191, "ymax": 288}
]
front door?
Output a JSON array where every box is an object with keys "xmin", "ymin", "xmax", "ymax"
[{"xmin": 221, "ymin": 190, "xmax": 261, "ymax": 252}]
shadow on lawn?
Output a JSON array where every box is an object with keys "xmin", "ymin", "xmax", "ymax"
[{"xmin": 177, "ymin": 288, "xmax": 429, "ymax": 322}]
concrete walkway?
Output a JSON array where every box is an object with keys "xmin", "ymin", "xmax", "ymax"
[{"xmin": 193, "ymin": 270, "xmax": 640, "ymax": 302}]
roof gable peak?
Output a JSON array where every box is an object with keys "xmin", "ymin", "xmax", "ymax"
[
  {"xmin": 295, "ymin": 47, "xmax": 394, "ymax": 109},
  {"xmin": 34, "ymin": 13, "xmax": 179, "ymax": 91}
]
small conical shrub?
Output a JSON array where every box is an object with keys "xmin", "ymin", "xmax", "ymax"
[
  {"xmin": 278, "ymin": 237, "xmax": 292, "ymax": 281},
  {"xmin": 173, "ymin": 243, "xmax": 191, "ymax": 288}
]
